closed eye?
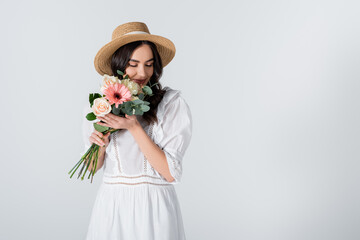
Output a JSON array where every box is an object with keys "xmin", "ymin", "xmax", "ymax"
[{"xmin": 129, "ymin": 64, "xmax": 153, "ymax": 67}]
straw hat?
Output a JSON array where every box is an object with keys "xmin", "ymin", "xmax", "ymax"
[{"xmin": 94, "ymin": 22, "xmax": 176, "ymax": 76}]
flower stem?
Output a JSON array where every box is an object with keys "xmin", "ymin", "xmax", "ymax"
[
  {"xmin": 78, "ymin": 146, "xmax": 95, "ymax": 179},
  {"xmin": 90, "ymin": 147, "xmax": 99, "ymax": 183},
  {"xmin": 68, "ymin": 144, "xmax": 94, "ymax": 175},
  {"xmin": 68, "ymin": 158, "xmax": 84, "ymax": 176},
  {"xmin": 81, "ymin": 148, "xmax": 94, "ymax": 180},
  {"xmin": 68, "ymin": 129, "xmax": 120, "ymax": 183},
  {"xmin": 69, "ymin": 146, "xmax": 93, "ymax": 179}
]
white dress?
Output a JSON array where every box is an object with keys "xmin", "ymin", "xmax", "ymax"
[{"xmin": 82, "ymin": 86, "xmax": 192, "ymax": 240}]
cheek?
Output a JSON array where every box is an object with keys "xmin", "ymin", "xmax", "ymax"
[
  {"xmin": 124, "ymin": 67, "xmax": 135, "ymax": 78},
  {"xmin": 146, "ymin": 67, "xmax": 154, "ymax": 77}
]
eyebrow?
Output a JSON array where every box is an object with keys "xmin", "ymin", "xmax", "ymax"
[{"xmin": 129, "ymin": 58, "xmax": 154, "ymax": 63}]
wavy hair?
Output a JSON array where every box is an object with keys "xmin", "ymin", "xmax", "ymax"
[{"xmin": 110, "ymin": 40, "xmax": 167, "ymax": 125}]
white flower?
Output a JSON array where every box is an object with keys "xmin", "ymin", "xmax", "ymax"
[
  {"xmin": 121, "ymin": 79, "xmax": 141, "ymax": 95},
  {"xmin": 100, "ymin": 74, "xmax": 120, "ymax": 94},
  {"xmin": 92, "ymin": 97, "xmax": 111, "ymax": 117}
]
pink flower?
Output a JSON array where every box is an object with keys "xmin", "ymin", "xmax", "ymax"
[{"xmin": 104, "ymin": 83, "xmax": 132, "ymax": 108}]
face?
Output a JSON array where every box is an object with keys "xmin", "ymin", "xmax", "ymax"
[{"xmin": 125, "ymin": 44, "xmax": 154, "ymax": 87}]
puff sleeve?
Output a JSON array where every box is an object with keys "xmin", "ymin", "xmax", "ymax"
[{"xmin": 153, "ymin": 94, "xmax": 193, "ymax": 184}]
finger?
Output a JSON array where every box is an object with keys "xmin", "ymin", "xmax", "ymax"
[
  {"xmin": 96, "ymin": 118, "xmax": 106, "ymax": 124},
  {"xmin": 90, "ymin": 136, "xmax": 105, "ymax": 147},
  {"xmin": 97, "ymin": 121, "xmax": 110, "ymax": 127},
  {"xmin": 101, "ymin": 114, "xmax": 110, "ymax": 119},
  {"xmin": 94, "ymin": 128, "xmax": 104, "ymax": 135},
  {"xmin": 125, "ymin": 114, "xmax": 136, "ymax": 120},
  {"xmin": 96, "ymin": 117, "xmax": 108, "ymax": 124},
  {"xmin": 105, "ymin": 132, "xmax": 111, "ymax": 139},
  {"xmin": 96, "ymin": 117, "xmax": 105, "ymax": 123},
  {"xmin": 91, "ymin": 134, "xmax": 104, "ymax": 144},
  {"xmin": 102, "ymin": 132, "xmax": 110, "ymax": 138},
  {"xmin": 91, "ymin": 134, "xmax": 103, "ymax": 142},
  {"xmin": 104, "ymin": 113, "xmax": 117, "ymax": 121},
  {"xmin": 94, "ymin": 135, "xmax": 106, "ymax": 146},
  {"xmin": 106, "ymin": 113, "xmax": 115, "ymax": 117},
  {"xmin": 93, "ymin": 131, "xmax": 103, "ymax": 137}
]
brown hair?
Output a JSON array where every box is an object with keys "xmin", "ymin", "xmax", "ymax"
[{"xmin": 110, "ymin": 40, "xmax": 166, "ymax": 125}]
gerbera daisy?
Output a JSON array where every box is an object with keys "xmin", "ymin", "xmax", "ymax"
[{"xmin": 104, "ymin": 83, "xmax": 132, "ymax": 108}]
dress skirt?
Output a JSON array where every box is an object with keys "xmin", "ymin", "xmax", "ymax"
[{"xmin": 85, "ymin": 182, "xmax": 186, "ymax": 240}]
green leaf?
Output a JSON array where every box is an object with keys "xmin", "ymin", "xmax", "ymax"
[
  {"xmin": 93, "ymin": 122, "xmax": 109, "ymax": 133},
  {"xmin": 135, "ymin": 106, "xmax": 143, "ymax": 115},
  {"xmin": 122, "ymin": 101, "xmax": 131, "ymax": 109},
  {"xmin": 143, "ymin": 101, "xmax": 150, "ymax": 105},
  {"xmin": 140, "ymin": 105, "xmax": 150, "ymax": 112},
  {"xmin": 132, "ymin": 99, "xmax": 143, "ymax": 105},
  {"xmin": 125, "ymin": 105, "xmax": 132, "ymax": 114},
  {"xmin": 121, "ymin": 102, "xmax": 132, "ymax": 115},
  {"xmin": 89, "ymin": 94, "xmax": 94, "ymax": 106},
  {"xmin": 128, "ymin": 109, "xmax": 135, "ymax": 116},
  {"xmin": 112, "ymin": 106, "xmax": 121, "ymax": 115},
  {"xmin": 117, "ymin": 70, "xmax": 124, "ymax": 76},
  {"xmin": 142, "ymin": 86, "xmax": 152, "ymax": 95},
  {"xmin": 124, "ymin": 75, "xmax": 129, "ymax": 79},
  {"xmin": 86, "ymin": 112, "xmax": 97, "ymax": 121},
  {"xmin": 122, "ymin": 107, "xmax": 131, "ymax": 115},
  {"xmin": 138, "ymin": 93, "xmax": 145, "ymax": 100},
  {"xmin": 89, "ymin": 93, "xmax": 102, "ymax": 107}
]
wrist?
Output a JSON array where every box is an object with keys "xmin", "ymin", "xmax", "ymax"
[{"xmin": 128, "ymin": 120, "xmax": 141, "ymax": 134}]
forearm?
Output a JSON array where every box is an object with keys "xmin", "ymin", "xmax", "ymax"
[{"xmin": 129, "ymin": 122, "xmax": 174, "ymax": 182}]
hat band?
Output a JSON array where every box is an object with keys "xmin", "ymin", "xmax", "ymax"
[{"xmin": 123, "ymin": 31, "xmax": 150, "ymax": 35}]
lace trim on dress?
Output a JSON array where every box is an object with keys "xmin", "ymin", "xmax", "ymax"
[
  {"xmin": 143, "ymin": 122, "xmax": 155, "ymax": 174},
  {"xmin": 103, "ymin": 173, "xmax": 161, "ymax": 179},
  {"xmin": 112, "ymin": 122, "xmax": 156, "ymax": 175},
  {"xmin": 103, "ymin": 181, "xmax": 172, "ymax": 186},
  {"xmin": 112, "ymin": 131, "xmax": 123, "ymax": 173}
]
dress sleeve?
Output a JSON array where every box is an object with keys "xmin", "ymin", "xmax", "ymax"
[{"xmin": 154, "ymin": 94, "xmax": 193, "ymax": 184}]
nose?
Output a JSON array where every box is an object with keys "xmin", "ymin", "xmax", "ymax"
[{"xmin": 137, "ymin": 65, "xmax": 147, "ymax": 78}]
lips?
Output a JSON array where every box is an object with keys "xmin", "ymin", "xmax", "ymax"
[{"xmin": 133, "ymin": 79, "xmax": 146, "ymax": 85}]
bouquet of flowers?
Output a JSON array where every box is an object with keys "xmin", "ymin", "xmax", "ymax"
[{"xmin": 68, "ymin": 70, "xmax": 154, "ymax": 183}]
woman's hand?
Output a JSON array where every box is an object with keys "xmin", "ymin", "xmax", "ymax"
[
  {"xmin": 89, "ymin": 130, "xmax": 111, "ymax": 148},
  {"xmin": 96, "ymin": 113, "xmax": 139, "ymax": 131}
]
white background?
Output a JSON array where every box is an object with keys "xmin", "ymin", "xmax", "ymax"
[{"xmin": 1, "ymin": 0, "xmax": 359, "ymax": 239}]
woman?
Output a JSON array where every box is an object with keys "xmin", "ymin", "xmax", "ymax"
[{"xmin": 83, "ymin": 22, "xmax": 192, "ymax": 240}]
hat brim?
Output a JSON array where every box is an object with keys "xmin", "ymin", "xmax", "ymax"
[{"xmin": 94, "ymin": 34, "xmax": 176, "ymax": 76}]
